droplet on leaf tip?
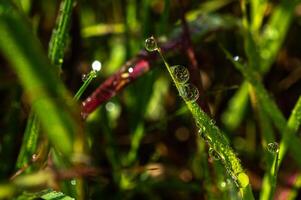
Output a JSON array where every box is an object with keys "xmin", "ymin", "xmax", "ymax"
[{"xmin": 145, "ymin": 36, "xmax": 158, "ymax": 52}]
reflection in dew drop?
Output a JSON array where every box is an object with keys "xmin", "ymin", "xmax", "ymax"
[
  {"xmin": 82, "ymin": 74, "xmax": 87, "ymax": 82},
  {"xmin": 237, "ymin": 172, "xmax": 249, "ymax": 188},
  {"xmin": 145, "ymin": 36, "xmax": 158, "ymax": 52},
  {"xmin": 179, "ymin": 84, "xmax": 199, "ymax": 102},
  {"xmin": 170, "ymin": 65, "xmax": 190, "ymax": 84},
  {"xmin": 209, "ymin": 148, "xmax": 220, "ymax": 160},
  {"xmin": 267, "ymin": 142, "xmax": 279, "ymax": 153}
]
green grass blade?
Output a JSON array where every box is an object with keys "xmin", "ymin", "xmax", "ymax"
[
  {"xmin": 223, "ymin": 46, "xmax": 301, "ymax": 169},
  {"xmin": 16, "ymin": 0, "xmax": 76, "ymax": 169},
  {"xmin": 148, "ymin": 40, "xmax": 254, "ymax": 199},
  {"xmin": 222, "ymin": 0, "xmax": 299, "ymax": 131},
  {"xmin": 16, "ymin": 113, "xmax": 39, "ymax": 169},
  {"xmin": 0, "ymin": 1, "xmax": 82, "ymax": 156},
  {"xmin": 48, "ymin": 0, "xmax": 74, "ymax": 69}
]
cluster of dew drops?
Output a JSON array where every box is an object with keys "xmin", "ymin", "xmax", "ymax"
[
  {"xmin": 145, "ymin": 37, "xmax": 199, "ymax": 102},
  {"xmin": 145, "ymin": 36, "xmax": 252, "ymax": 189}
]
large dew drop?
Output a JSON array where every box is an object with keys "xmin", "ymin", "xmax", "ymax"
[
  {"xmin": 145, "ymin": 36, "xmax": 158, "ymax": 52},
  {"xmin": 237, "ymin": 172, "xmax": 249, "ymax": 188},
  {"xmin": 179, "ymin": 84, "xmax": 199, "ymax": 102},
  {"xmin": 171, "ymin": 65, "xmax": 190, "ymax": 84},
  {"xmin": 267, "ymin": 142, "xmax": 279, "ymax": 153}
]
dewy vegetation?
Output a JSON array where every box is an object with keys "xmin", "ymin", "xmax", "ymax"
[{"xmin": 0, "ymin": 0, "xmax": 301, "ymax": 199}]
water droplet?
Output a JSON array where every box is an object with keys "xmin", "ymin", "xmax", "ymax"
[
  {"xmin": 32, "ymin": 154, "xmax": 37, "ymax": 161},
  {"xmin": 233, "ymin": 56, "xmax": 240, "ymax": 61},
  {"xmin": 58, "ymin": 58, "xmax": 63, "ymax": 64},
  {"xmin": 209, "ymin": 148, "xmax": 220, "ymax": 160},
  {"xmin": 219, "ymin": 181, "xmax": 227, "ymax": 190},
  {"xmin": 237, "ymin": 172, "xmax": 249, "ymax": 188},
  {"xmin": 82, "ymin": 74, "xmax": 87, "ymax": 82},
  {"xmin": 92, "ymin": 60, "xmax": 102, "ymax": 71},
  {"xmin": 128, "ymin": 67, "xmax": 134, "ymax": 73},
  {"xmin": 267, "ymin": 142, "xmax": 279, "ymax": 153},
  {"xmin": 71, "ymin": 179, "xmax": 76, "ymax": 185},
  {"xmin": 170, "ymin": 65, "xmax": 190, "ymax": 84},
  {"xmin": 198, "ymin": 128, "xmax": 205, "ymax": 138},
  {"xmin": 179, "ymin": 84, "xmax": 199, "ymax": 102},
  {"xmin": 145, "ymin": 36, "xmax": 158, "ymax": 52}
]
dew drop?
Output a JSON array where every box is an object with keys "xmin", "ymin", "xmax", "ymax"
[
  {"xmin": 82, "ymin": 74, "xmax": 87, "ymax": 82},
  {"xmin": 145, "ymin": 36, "xmax": 158, "ymax": 52},
  {"xmin": 237, "ymin": 172, "xmax": 249, "ymax": 188},
  {"xmin": 32, "ymin": 154, "xmax": 38, "ymax": 161},
  {"xmin": 58, "ymin": 58, "xmax": 63, "ymax": 64},
  {"xmin": 170, "ymin": 65, "xmax": 190, "ymax": 84},
  {"xmin": 179, "ymin": 84, "xmax": 199, "ymax": 102},
  {"xmin": 92, "ymin": 60, "xmax": 102, "ymax": 72},
  {"xmin": 71, "ymin": 179, "xmax": 76, "ymax": 185},
  {"xmin": 233, "ymin": 56, "xmax": 240, "ymax": 61},
  {"xmin": 267, "ymin": 142, "xmax": 279, "ymax": 153},
  {"xmin": 219, "ymin": 181, "xmax": 227, "ymax": 191},
  {"xmin": 209, "ymin": 147, "xmax": 220, "ymax": 160},
  {"xmin": 128, "ymin": 67, "xmax": 134, "ymax": 73}
]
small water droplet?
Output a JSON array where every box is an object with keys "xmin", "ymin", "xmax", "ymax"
[
  {"xmin": 32, "ymin": 154, "xmax": 37, "ymax": 161},
  {"xmin": 128, "ymin": 67, "xmax": 134, "ymax": 73},
  {"xmin": 58, "ymin": 58, "xmax": 63, "ymax": 64},
  {"xmin": 237, "ymin": 172, "xmax": 249, "ymax": 188},
  {"xmin": 209, "ymin": 148, "xmax": 220, "ymax": 160},
  {"xmin": 82, "ymin": 74, "xmax": 87, "ymax": 82},
  {"xmin": 71, "ymin": 179, "xmax": 76, "ymax": 185},
  {"xmin": 233, "ymin": 56, "xmax": 240, "ymax": 61},
  {"xmin": 92, "ymin": 60, "xmax": 102, "ymax": 72},
  {"xmin": 219, "ymin": 181, "xmax": 227, "ymax": 190},
  {"xmin": 170, "ymin": 65, "xmax": 190, "ymax": 84},
  {"xmin": 145, "ymin": 36, "xmax": 158, "ymax": 52},
  {"xmin": 267, "ymin": 142, "xmax": 279, "ymax": 153},
  {"xmin": 179, "ymin": 84, "xmax": 199, "ymax": 102}
]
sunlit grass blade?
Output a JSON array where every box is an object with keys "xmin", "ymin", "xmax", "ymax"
[{"xmin": 146, "ymin": 37, "xmax": 254, "ymax": 200}]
